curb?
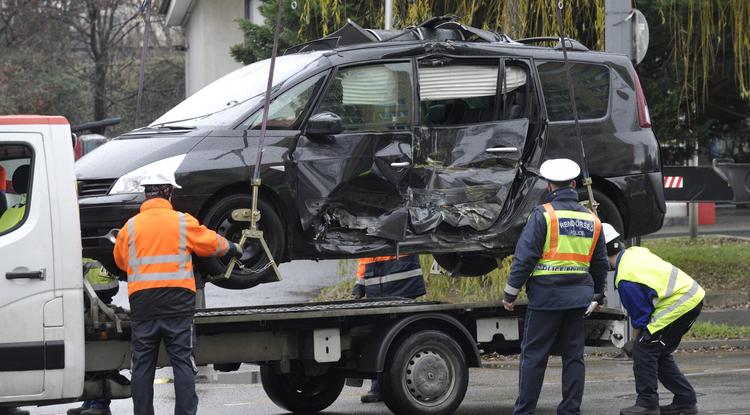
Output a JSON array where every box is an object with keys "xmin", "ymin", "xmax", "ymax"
[{"xmin": 480, "ymin": 340, "xmax": 750, "ymax": 368}]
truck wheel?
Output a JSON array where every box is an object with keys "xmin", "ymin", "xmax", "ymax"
[
  {"xmin": 195, "ymin": 194, "xmax": 285, "ymax": 289},
  {"xmin": 579, "ymin": 189, "xmax": 624, "ymax": 236},
  {"xmin": 433, "ymin": 253, "xmax": 499, "ymax": 276},
  {"xmin": 380, "ymin": 330, "xmax": 469, "ymax": 415},
  {"xmin": 260, "ymin": 363, "xmax": 345, "ymax": 413}
]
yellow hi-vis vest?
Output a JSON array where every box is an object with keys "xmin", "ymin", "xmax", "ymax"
[
  {"xmin": 615, "ymin": 247, "xmax": 705, "ymax": 334},
  {"xmin": 531, "ymin": 203, "xmax": 601, "ymax": 276}
]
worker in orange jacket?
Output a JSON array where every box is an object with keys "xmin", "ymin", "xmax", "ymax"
[{"xmin": 113, "ymin": 171, "xmax": 242, "ymax": 415}]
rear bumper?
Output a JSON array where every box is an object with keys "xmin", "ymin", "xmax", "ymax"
[{"xmin": 606, "ymin": 171, "xmax": 666, "ymax": 237}]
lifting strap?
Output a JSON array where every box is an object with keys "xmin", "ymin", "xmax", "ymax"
[{"xmin": 554, "ymin": 1, "xmax": 598, "ymax": 214}]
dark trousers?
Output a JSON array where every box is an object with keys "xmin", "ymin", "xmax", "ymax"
[
  {"xmin": 632, "ymin": 301, "xmax": 703, "ymax": 409},
  {"xmin": 513, "ymin": 308, "xmax": 587, "ymax": 415},
  {"xmin": 131, "ymin": 316, "xmax": 198, "ymax": 415}
]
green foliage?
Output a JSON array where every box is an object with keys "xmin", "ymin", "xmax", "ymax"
[
  {"xmin": 641, "ymin": 236, "xmax": 750, "ymax": 291},
  {"xmin": 316, "ymin": 255, "xmax": 518, "ymax": 302},
  {"xmin": 685, "ymin": 321, "xmax": 750, "ymax": 340}
]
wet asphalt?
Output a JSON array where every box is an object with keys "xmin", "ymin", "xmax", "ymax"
[{"xmin": 25, "ymin": 350, "xmax": 750, "ymax": 414}]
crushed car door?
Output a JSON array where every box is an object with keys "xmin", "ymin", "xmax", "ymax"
[
  {"xmin": 409, "ymin": 58, "xmax": 532, "ymax": 234},
  {"xmin": 293, "ymin": 62, "xmax": 415, "ymax": 244}
]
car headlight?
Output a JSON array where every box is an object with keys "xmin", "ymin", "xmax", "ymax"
[{"xmin": 109, "ymin": 154, "xmax": 187, "ymax": 195}]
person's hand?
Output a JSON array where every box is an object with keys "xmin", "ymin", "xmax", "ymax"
[
  {"xmin": 502, "ymin": 300, "xmax": 514, "ymax": 311},
  {"xmin": 585, "ymin": 301, "xmax": 599, "ymax": 317}
]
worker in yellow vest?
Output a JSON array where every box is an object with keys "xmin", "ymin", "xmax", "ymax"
[
  {"xmin": 503, "ymin": 158, "xmax": 608, "ymax": 415},
  {"xmin": 602, "ymin": 223, "xmax": 704, "ymax": 415},
  {"xmin": 0, "ymin": 165, "xmax": 29, "ymax": 233}
]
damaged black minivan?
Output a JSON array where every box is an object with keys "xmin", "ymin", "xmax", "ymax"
[{"xmin": 76, "ymin": 19, "xmax": 665, "ymax": 289}]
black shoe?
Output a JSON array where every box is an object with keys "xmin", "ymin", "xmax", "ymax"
[
  {"xmin": 360, "ymin": 391, "xmax": 382, "ymax": 403},
  {"xmin": 66, "ymin": 407, "xmax": 87, "ymax": 415},
  {"xmin": 660, "ymin": 403, "xmax": 697, "ymax": 415},
  {"xmin": 620, "ymin": 405, "xmax": 660, "ymax": 415}
]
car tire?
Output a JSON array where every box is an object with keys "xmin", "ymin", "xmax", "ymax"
[
  {"xmin": 380, "ymin": 330, "xmax": 469, "ymax": 415},
  {"xmin": 195, "ymin": 193, "xmax": 285, "ymax": 290},
  {"xmin": 579, "ymin": 189, "xmax": 624, "ymax": 236},
  {"xmin": 260, "ymin": 362, "xmax": 345, "ymax": 413},
  {"xmin": 432, "ymin": 253, "xmax": 499, "ymax": 277}
]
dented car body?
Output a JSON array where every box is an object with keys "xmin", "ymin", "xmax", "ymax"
[{"xmin": 76, "ymin": 21, "xmax": 665, "ymax": 288}]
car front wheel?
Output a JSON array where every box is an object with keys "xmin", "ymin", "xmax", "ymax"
[{"xmin": 195, "ymin": 193, "xmax": 285, "ymax": 289}]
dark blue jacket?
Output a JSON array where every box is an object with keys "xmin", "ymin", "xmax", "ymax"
[
  {"xmin": 504, "ymin": 187, "xmax": 608, "ymax": 310},
  {"xmin": 352, "ymin": 255, "xmax": 426, "ymax": 299}
]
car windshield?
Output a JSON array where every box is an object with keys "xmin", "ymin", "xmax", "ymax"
[{"xmin": 149, "ymin": 52, "xmax": 325, "ymax": 129}]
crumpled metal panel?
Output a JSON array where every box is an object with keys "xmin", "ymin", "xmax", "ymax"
[{"xmin": 294, "ymin": 118, "xmax": 529, "ymax": 248}]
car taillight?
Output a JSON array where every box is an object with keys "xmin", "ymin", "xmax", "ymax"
[{"xmin": 632, "ymin": 69, "xmax": 651, "ymax": 128}]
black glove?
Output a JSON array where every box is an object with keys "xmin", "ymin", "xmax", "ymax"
[
  {"xmin": 232, "ymin": 243, "xmax": 244, "ymax": 258},
  {"xmin": 593, "ymin": 293, "xmax": 605, "ymax": 305}
]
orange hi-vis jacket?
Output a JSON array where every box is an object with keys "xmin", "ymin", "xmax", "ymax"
[{"xmin": 114, "ymin": 198, "xmax": 230, "ymax": 299}]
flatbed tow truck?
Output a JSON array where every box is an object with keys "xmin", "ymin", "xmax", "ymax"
[{"xmin": 0, "ymin": 117, "xmax": 626, "ymax": 415}]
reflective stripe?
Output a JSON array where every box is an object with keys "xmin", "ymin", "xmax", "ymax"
[
  {"xmin": 533, "ymin": 263, "xmax": 589, "ymax": 273},
  {"xmin": 504, "ymin": 283, "xmax": 520, "ymax": 296},
  {"xmin": 213, "ymin": 235, "xmax": 229, "ymax": 256},
  {"xmin": 651, "ymin": 281, "xmax": 700, "ymax": 323},
  {"xmin": 365, "ymin": 269, "xmax": 422, "ymax": 286},
  {"xmin": 130, "ymin": 270, "xmax": 194, "ymax": 282},
  {"xmin": 136, "ymin": 254, "xmax": 191, "ymax": 265},
  {"xmin": 178, "ymin": 213, "xmax": 187, "ymax": 266},
  {"xmin": 665, "ymin": 266, "xmax": 678, "ymax": 298},
  {"xmin": 127, "ymin": 219, "xmax": 138, "ymax": 280},
  {"xmin": 355, "ymin": 279, "xmax": 365, "ymax": 286}
]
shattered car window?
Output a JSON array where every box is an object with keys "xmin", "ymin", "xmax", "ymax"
[
  {"xmin": 242, "ymin": 71, "xmax": 328, "ymax": 130},
  {"xmin": 316, "ymin": 63, "xmax": 413, "ymax": 131},
  {"xmin": 537, "ymin": 62, "xmax": 610, "ymax": 121},
  {"xmin": 419, "ymin": 64, "xmax": 527, "ymax": 126},
  {"xmin": 150, "ymin": 52, "xmax": 325, "ymax": 129}
]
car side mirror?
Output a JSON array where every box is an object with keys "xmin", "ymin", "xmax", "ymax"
[{"xmin": 306, "ymin": 112, "xmax": 343, "ymax": 137}]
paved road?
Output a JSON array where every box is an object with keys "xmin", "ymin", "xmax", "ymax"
[
  {"xmin": 25, "ymin": 350, "xmax": 750, "ymax": 414},
  {"xmin": 649, "ymin": 205, "xmax": 750, "ymax": 239}
]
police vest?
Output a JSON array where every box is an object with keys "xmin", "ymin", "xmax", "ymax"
[
  {"xmin": 0, "ymin": 202, "xmax": 25, "ymax": 233},
  {"xmin": 615, "ymin": 247, "xmax": 705, "ymax": 333},
  {"xmin": 531, "ymin": 203, "xmax": 601, "ymax": 277},
  {"xmin": 83, "ymin": 258, "xmax": 119, "ymax": 291}
]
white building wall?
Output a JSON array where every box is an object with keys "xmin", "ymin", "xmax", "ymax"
[{"xmin": 184, "ymin": 0, "xmax": 245, "ymax": 96}]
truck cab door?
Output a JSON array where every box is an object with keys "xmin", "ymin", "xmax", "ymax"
[
  {"xmin": 0, "ymin": 120, "xmax": 84, "ymax": 403},
  {"xmin": 293, "ymin": 62, "xmax": 415, "ymax": 243}
]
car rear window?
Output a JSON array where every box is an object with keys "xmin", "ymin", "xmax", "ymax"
[{"xmin": 537, "ymin": 62, "xmax": 610, "ymax": 121}]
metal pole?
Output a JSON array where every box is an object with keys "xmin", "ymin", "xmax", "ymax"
[
  {"xmin": 384, "ymin": 0, "xmax": 393, "ymax": 29},
  {"xmin": 688, "ymin": 155, "xmax": 699, "ymax": 239}
]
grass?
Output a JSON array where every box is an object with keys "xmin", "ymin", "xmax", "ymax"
[
  {"xmin": 642, "ymin": 236, "xmax": 750, "ymax": 291},
  {"xmin": 315, "ymin": 236, "xmax": 750, "ymax": 302},
  {"xmin": 315, "ymin": 255, "xmax": 519, "ymax": 302},
  {"xmin": 685, "ymin": 321, "xmax": 750, "ymax": 340}
]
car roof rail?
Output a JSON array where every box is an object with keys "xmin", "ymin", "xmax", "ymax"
[
  {"xmin": 285, "ymin": 16, "xmax": 519, "ymax": 54},
  {"xmin": 515, "ymin": 36, "xmax": 589, "ymax": 51}
]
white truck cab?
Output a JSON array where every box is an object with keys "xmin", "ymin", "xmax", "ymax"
[{"xmin": 0, "ymin": 116, "xmax": 85, "ymax": 405}]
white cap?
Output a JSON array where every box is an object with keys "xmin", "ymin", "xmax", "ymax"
[
  {"xmin": 602, "ymin": 223, "xmax": 621, "ymax": 244},
  {"xmin": 539, "ymin": 158, "xmax": 581, "ymax": 182},
  {"xmin": 139, "ymin": 171, "xmax": 182, "ymax": 189}
]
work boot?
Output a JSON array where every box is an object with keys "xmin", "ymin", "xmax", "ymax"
[
  {"xmin": 80, "ymin": 408, "xmax": 111, "ymax": 415},
  {"xmin": 360, "ymin": 390, "xmax": 382, "ymax": 403},
  {"xmin": 620, "ymin": 404, "xmax": 660, "ymax": 415},
  {"xmin": 660, "ymin": 403, "xmax": 698, "ymax": 415}
]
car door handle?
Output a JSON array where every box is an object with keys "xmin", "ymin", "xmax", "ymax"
[
  {"xmin": 485, "ymin": 146, "xmax": 519, "ymax": 154},
  {"xmin": 390, "ymin": 161, "xmax": 411, "ymax": 167},
  {"xmin": 6, "ymin": 270, "xmax": 46, "ymax": 280}
]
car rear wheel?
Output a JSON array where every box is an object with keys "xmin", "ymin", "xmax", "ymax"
[
  {"xmin": 195, "ymin": 193, "xmax": 285, "ymax": 289},
  {"xmin": 579, "ymin": 189, "xmax": 624, "ymax": 236},
  {"xmin": 432, "ymin": 253, "xmax": 500, "ymax": 277}
]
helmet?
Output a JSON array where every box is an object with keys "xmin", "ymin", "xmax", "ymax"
[
  {"xmin": 539, "ymin": 158, "xmax": 580, "ymax": 182},
  {"xmin": 139, "ymin": 171, "xmax": 182, "ymax": 189},
  {"xmin": 601, "ymin": 222, "xmax": 620, "ymax": 243}
]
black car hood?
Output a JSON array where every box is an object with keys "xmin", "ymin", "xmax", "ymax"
[{"xmin": 75, "ymin": 130, "xmax": 209, "ymax": 180}]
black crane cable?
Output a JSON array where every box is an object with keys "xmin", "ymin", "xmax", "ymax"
[{"xmin": 554, "ymin": 1, "xmax": 598, "ymax": 213}]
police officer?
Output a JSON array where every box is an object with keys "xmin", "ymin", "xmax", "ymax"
[
  {"xmin": 503, "ymin": 158, "xmax": 608, "ymax": 415},
  {"xmin": 352, "ymin": 254, "xmax": 426, "ymax": 403},
  {"xmin": 602, "ymin": 223, "xmax": 704, "ymax": 415},
  {"xmin": 113, "ymin": 171, "xmax": 242, "ymax": 415}
]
